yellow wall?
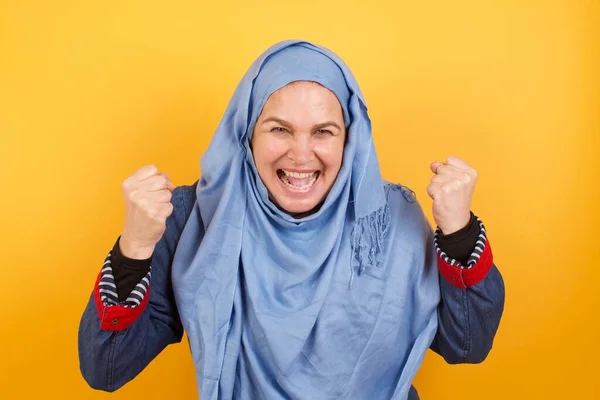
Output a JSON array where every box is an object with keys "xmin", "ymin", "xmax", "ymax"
[{"xmin": 1, "ymin": 1, "xmax": 598, "ymax": 398}]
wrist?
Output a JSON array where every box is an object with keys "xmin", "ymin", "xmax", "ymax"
[
  {"xmin": 118, "ymin": 236, "xmax": 155, "ymax": 260},
  {"xmin": 438, "ymin": 213, "xmax": 472, "ymax": 236}
]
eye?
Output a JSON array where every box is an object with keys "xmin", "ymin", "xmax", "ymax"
[
  {"xmin": 271, "ymin": 126, "xmax": 289, "ymax": 134},
  {"xmin": 314, "ymin": 129, "xmax": 333, "ymax": 136}
]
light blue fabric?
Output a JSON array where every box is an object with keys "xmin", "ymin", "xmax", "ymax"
[{"xmin": 171, "ymin": 40, "xmax": 441, "ymax": 399}]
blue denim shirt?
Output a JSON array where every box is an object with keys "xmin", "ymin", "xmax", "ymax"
[{"xmin": 78, "ymin": 182, "xmax": 505, "ymax": 399}]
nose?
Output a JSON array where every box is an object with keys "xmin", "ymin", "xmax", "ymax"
[{"xmin": 287, "ymin": 134, "xmax": 314, "ymax": 165}]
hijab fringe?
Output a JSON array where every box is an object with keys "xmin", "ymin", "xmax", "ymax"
[{"xmin": 349, "ymin": 203, "xmax": 391, "ymax": 289}]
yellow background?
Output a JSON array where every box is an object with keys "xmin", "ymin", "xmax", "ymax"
[{"xmin": 1, "ymin": 0, "xmax": 598, "ymax": 398}]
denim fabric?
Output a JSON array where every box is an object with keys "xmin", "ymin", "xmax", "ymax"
[{"xmin": 78, "ymin": 181, "xmax": 505, "ymax": 398}]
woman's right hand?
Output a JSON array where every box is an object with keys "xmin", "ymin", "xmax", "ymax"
[{"xmin": 119, "ymin": 165, "xmax": 175, "ymax": 259}]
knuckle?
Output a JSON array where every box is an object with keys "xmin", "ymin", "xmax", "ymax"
[
  {"xmin": 149, "ymin": 207, "xmax": 161, "ymax": 219},
  {"xmin": 137, "ymin": 197, "xmax": 149, "ymax": 209},
  {"xmin": 126, "ymin": 188, "xmax": 139, "ymax": 202},
  {"xmin": 122, "ymin": 178, "xmax": 132, "ymax": 192}
]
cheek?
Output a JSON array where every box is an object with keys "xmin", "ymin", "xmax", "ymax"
[
  {"xmin": 254, "ymin": 137, "xmax": 288, "ymax": 168},
  {"xmin": 315, "ymin": 140, "xmax": 344, "ymax": 171}
]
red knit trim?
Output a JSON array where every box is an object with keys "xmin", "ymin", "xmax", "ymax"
[
  {"xmin": 437, "ymin": 241, "xmax": 494, "ymax": 289},
  {"xmin": 93, "ymin": 271, "xmax": 150, "ymax": 331}
]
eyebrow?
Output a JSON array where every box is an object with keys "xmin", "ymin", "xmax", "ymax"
[{"xmin": 261, "ymin": 117, "xmax": 342, "ymax": 131}]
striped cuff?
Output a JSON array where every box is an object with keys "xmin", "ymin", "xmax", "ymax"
[
  {"xmin": 93, "ymin": 251, "xmax": 151, "ymax": 330},
  {"xmin": 99, "ymin": 251, "xmax": 151, "ymax": 307},
  {"xmin": 434, "ymin": 216, "xmax": 494, "ymax": 289}
]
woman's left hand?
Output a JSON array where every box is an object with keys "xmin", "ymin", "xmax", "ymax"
[{"xmin": 427, "ymin": 155, "xmax": 477, "ymax": 235}]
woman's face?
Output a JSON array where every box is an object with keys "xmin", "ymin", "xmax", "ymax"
[{"xmin": 251, "ymin": 81, "xmax": 346, "ymax": 215}]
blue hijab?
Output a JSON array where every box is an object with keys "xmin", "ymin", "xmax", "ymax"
[{"xmin": 172, "ymin": 40, "xmax": 440, "ymax": 399}]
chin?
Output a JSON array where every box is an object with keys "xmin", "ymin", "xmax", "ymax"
[
  {"xmin": 274, "ymin": 195, "xmax": 322, "ymax": 215},
  {"xmin": 270, "ymin": 187, "xmax": 331, "ymax": 216}
]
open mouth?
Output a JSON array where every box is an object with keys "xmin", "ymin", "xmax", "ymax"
[{"xmin": 276, "ymin": 169, "xmax": 320, "ymax": 192}]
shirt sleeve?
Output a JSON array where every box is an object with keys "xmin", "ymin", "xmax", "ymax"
[
  {"xmin": 95, "ymin": 250, "xmax": 152, "ymax": 331},
  {"xmin": 433, "ymin": 212, "xmax": 494, "ymax": 289},
  {"xmin": 109, "ymin": 237, "xmax": 152, "ymax": 302},
  {"xmin": 79, "ymin": 183, "xmax": 197, "ymax": 392},
  {"xmin": 429, "ymin": 213, "xmax": 505, "ymax": 363},
  {"xmin": 97, "ymin": 237, "xmax": 152, "ymax": 309},
  {"xmin": 434, "ymin": 211, "xmax": 479, "ymax": 265}
]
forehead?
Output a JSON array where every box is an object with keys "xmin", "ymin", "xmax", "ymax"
[{"xmin": 261, "ymin": 81, "xmax": 343, "ymax": 118}]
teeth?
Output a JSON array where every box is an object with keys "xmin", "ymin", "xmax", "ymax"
[
  {"xmin": 278, "ymin": 170, "xmax": 319, "ymax": 191},
  {"xmin": 283, "ymin": 170, "xmax": 315, "ymax": 178}
]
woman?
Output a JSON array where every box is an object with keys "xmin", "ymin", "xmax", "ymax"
[{"xmin": 78, "ymin": 40, "xmax": 504, "ymax": 399}]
